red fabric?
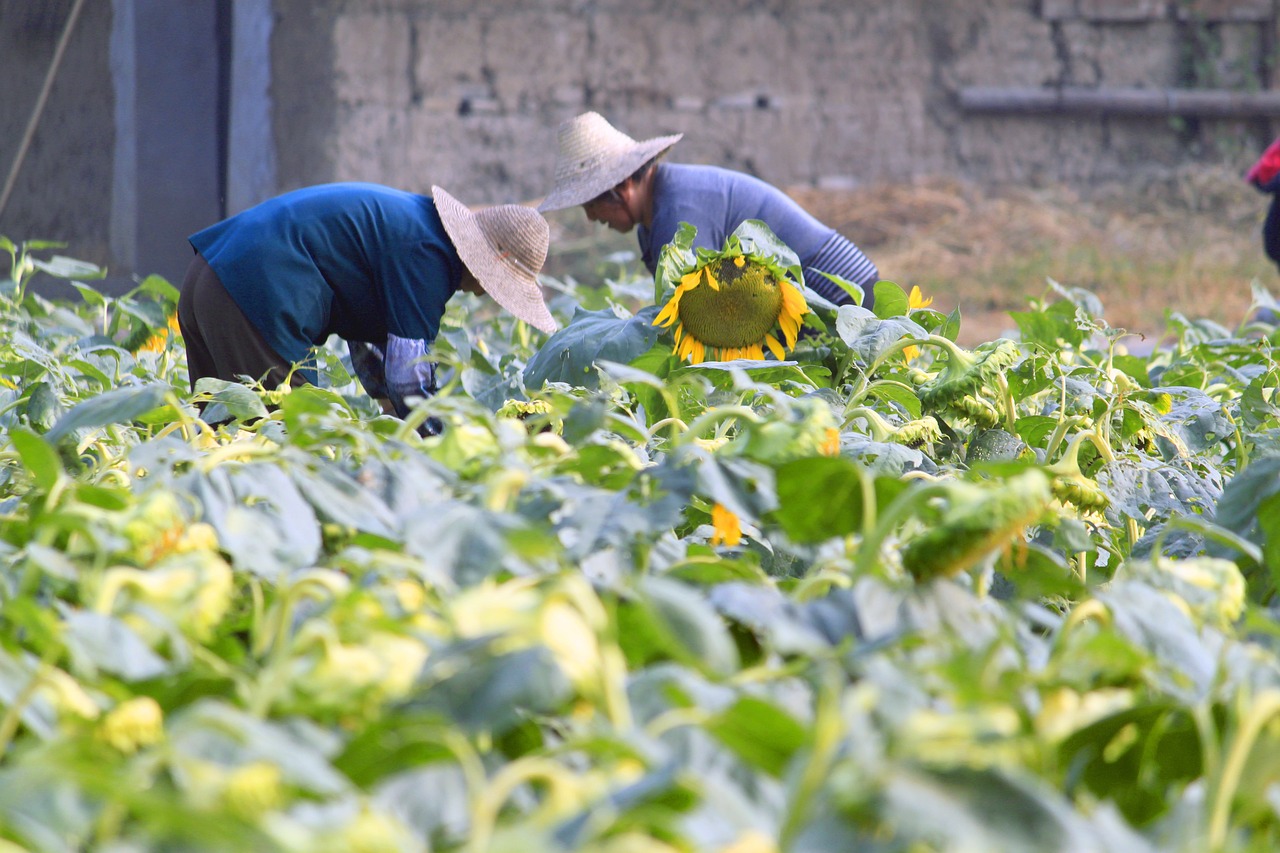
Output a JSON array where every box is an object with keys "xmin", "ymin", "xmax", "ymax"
[{"xmin": 1247, "ymin": 137, "xmax": 1280, "ymax": 187}]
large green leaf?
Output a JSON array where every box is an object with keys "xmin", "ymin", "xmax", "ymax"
[
  {"xmin": 407, "ymin": 644, "xmax": 572, "ymax": 735},
  {"xmin": 834, "ymin": 309, "xmax": 929, "ymax": 365},
  {"xmin": 772, "ymin": 456, "xmax": 869, "ymax": 543},
  {"xmin": 9, "ymin": 427, "xmax": 62, "ymax": 491},
  {"xmin": 45, "ymin": 383, "xmax": 172, "ymax": 442},
  {"xmin": 523, "ymin": 306, "xmax": 661, "ymax": 391}
]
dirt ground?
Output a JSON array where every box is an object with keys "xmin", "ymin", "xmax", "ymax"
[
  {"xmin": 543, "ymin": 166, "xmax": 1279, "ymax": 348},
  {"xmin": 788, "ymin": 166, "xmax": 1277, "ymax": 346}
]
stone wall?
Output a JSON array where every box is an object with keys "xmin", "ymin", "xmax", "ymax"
[
  {"xmin": 283, "ymin": 0, "xmax": 1280, "ymax": 204},
  {"xmin": 1, "ymin": 1, "xmax": 1276, "ymax": 277}
]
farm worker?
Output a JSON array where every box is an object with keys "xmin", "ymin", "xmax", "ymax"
[
  {"xmin": 538, "ymin": 111, "xmax": 879, "ymax": 309},
  {"xmin": 177, "ymin": 183, "xmax": 556, "ymax": 426},
  {"xmin": 1246, "ymin": 136, "xmax": 1280, "ymax": 273}
]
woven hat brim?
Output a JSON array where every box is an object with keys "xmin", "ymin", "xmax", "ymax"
[
  {"xmin": 537, "ymin": 133, "xmax": 683, "ymax": 212},
  {"xmin": 433, "ymin": 187, "xmax": 558, "ymax": 334}
]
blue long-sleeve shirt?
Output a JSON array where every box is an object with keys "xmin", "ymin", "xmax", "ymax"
[
  {"xmin": 636, "ymin": 163, "xmax": 879, "ymax": 307},
  {"xmin": 189, "ymin": 182, "xmax": 462, "ymax": 417}
]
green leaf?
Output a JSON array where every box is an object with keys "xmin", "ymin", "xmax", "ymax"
[
  {"xmin": 136, "ymin": 273, "xmax": 180, "ymax": 302},
  {"xmin": 871, "ymin": 280, "xmax": 909, "ymax": 319},
  {"xmin": 1058, "ymin": 703, "xmax": 1201, "ymax": 826},
  {"xmin": 23, "ymin": 381, "xmax": 64, "ymax": 433},
  {"xmin": 524, "ymin": 306, "xmax": 661, "ymax": 391},
  {"xmin": 30, "ymin": 255, "xmax": 105, "ymax": 280},
  {"xmin": 193, "ymin": 378, "xmax": 270, "ymax": 422},
  {"xmin": 634, "ymin": 576, "xmax": 740, "ymax": 677},
  {"xmin": 706, "ymin": 695, "xmax": 809, "ymax": 776},
  {"xmin": 63, "ymin": 610, "xmax": 171, "ymax": 680},
  {"xmin": 46, "ymin": 383, "xmax": 172, "ymax": 442},
  {"xmin": 773, "ymin": 456, "xmax": 868, "ymax": 543},
  {"xmin": 835, "ymin": 309, "xmax": 930, "ymax": 365},
  {"xmin": 733, "ymin": 219, "xmax": 803, "ymax": 284},
  {"xmin": 9, "ymin": 427, "xmax": 63, "ymax": 491},
  {"xmin": 409, "ymin": 644, "xmax": 572, "ymax": 735}
]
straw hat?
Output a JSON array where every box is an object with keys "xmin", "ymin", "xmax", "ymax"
[
  {"xmin": 433, "ymin": 186, "xmax": 557, "ymax": 334},
  {"xmin": 537, "ymin": 112, "xmax": 683, "ymax": 212}
]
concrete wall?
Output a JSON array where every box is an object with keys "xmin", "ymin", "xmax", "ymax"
[{"xmin": 1, "ymin": 0, "xmax": 1277, "ymax": 278}]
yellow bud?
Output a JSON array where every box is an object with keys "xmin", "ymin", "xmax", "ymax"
[
  {"xmin": 38, "ymin": 667, "xmax": 100, "ymax": 721},
  {"xmin": 719, "ymin": 830, "xmax": 778, "ymax": 853},
  {"xmin": 98, "ymin": 696, "xmax": 164, "ymax": 753},
  {"xmin": 540, "ymin": 600, "xmax": 601, "ymax": 688},
  {"xmin": 223, "ymin": 761, "xmax": 284, "ymax": 818}
]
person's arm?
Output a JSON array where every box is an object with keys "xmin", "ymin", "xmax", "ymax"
[{"xmin": 382, "ymin": 333, "xmax": 440, "ymax": 426}]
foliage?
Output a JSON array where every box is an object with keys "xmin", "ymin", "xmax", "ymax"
[{"xmin": 2, "ymin": 235, "xmax": 1280, "ymax": 852}]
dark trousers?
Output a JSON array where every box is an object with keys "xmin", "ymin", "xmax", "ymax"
[
  {"xmin": 1265, "ymin": 195, "xmax": 1280, "ymax": 272},
  {"xmin": 177, "ymin": 253, "xmax": 300, "ymax": 392}
]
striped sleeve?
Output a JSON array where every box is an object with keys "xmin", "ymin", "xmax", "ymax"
[{"xmin": 803, "ymin": 234, "xmax": 879, "ymax": 308}]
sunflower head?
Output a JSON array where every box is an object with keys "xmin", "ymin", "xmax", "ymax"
[{"xmin": 653, "ymin": 240, "xmax": 808, "ymax": 365}]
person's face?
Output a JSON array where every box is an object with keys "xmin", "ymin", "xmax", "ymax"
[
  {"xmin": 457, "ymin": 268, "xmax": 484, "ymax": 295},
  {"xmin": 582, "ymin": 185, "xmax": 636, "ymax": 233}
]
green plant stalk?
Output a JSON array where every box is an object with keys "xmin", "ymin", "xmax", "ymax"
[
  {"xmin": 780, "ymin": 665, "xmax": 845, "ymax": 847},
  {"xmin": 468, "ymin": 757, "xmax": 576, "ymax": 853},
  {"xmin": 995, "ymin": 372, "xmax": 1017, "ymax": 432},
  {"xmin": 0, "ymin": 646, "xmax": 61, "ymax": 760},
  {"xmin": 679, "ymin": 405, "xmax": 763, "ymax": 445},
  {"xmin": 842, "ymin": 405, "xmax": 894, "ymax": 441},
  {"xmin": 1043, "ymin": 415, "xmax": 1089, "ymax": 464},
  {"xmin": 1207, "ymin": 689, "xmax": 1280, "ymax": 850},
  {"xmin": 247, "ymin": 576, "xmax": 345, "ymax": 717},
  {"xmin": 852, "ymin": 481, "xmax": 954, "ymax": 579}
]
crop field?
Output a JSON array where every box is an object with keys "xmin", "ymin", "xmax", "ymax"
[{"xmin": 2, "ymin": 215, "xmax": 1280, "ymax": 853}]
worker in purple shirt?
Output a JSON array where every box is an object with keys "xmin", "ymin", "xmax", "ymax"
[
  {"xmin": 538, "ymin": 111, "xmax": 878, "ymax": 309},
  {"xmin": 179, "ymin": 182, "xmax": 556, "ymax": 427}
]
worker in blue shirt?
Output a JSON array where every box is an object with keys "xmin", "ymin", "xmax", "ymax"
[
  {"xmin": 178, "ymin": 183, "xmax": 556, "ymax": 423},
  {"xmin": 538, "ymin": 112, "xmax": 878, "ymax": 309}
]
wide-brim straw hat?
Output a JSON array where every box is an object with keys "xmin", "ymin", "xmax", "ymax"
[
  {"xmin": 537, "ymin": 112, "xmax": 683, "ymax": 212},
  {"xmin": 433, "ymin": 186, "xmax": 558, "ymax": 334}
]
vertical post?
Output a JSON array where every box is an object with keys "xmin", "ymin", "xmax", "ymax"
[
  {"xmin": 226, "ymin": 0, "xmax": 277, "ymax": 214},
  {"xmin": 110, "ymin": 0, "xmax": 223, "ymax": 285}
]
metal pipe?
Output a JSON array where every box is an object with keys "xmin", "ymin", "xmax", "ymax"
[{"xmin": 957, "ymin": 85, "xmax": 1280, "ymax": 118}]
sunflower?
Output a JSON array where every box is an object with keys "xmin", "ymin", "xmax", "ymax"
[
  {"xmin": 709, "ymin": 503, "xmax": 743, "ymax": 547},
  {"xmin": 902, "ymin": 285, "xmax": 934, "ymax": 362},
  {"xmin": 136, "ymin": 313, "xmax": 182, "ymax": 354},
  {"xmin": 654, "ymin": 251, "xmax": 808, "ymax": 364}
]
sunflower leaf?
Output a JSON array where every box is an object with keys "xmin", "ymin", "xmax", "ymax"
[{"xmin": 523, "ymin": 306, "xmax": 661, "ymax": 391}]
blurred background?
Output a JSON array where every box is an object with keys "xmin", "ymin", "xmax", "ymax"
[{"xmin": 2, "ymin": 0, "xmax": 1278, "ymax": 341}]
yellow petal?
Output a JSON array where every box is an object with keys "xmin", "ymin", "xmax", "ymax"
[
  {"xmin": 680, "ymin": 270, "xmax": 702, "ymax": 292},
  {"xmin": 903, "ymin": 344, "xmax": 921, "ymax": 361},
  {"xmin": 765, "ymin": 334, "xmax": 786, "ymax": 360},
  {"xmin": 710, "ymin": 503, "xmax": 743, "ymax": 547},
  {"xmin": 654, "ymin": 296, "xmax": 681, "ymax": 328},
  {"xmin": 733, "ymin": 256, "xmax": 745, "ymax": 268},
  {"xmin": 704, "ymin": 267, "xmax": 720, "ymax": 292},
  {"xmin": 691, "ymin": 339, "xmax": 706, "ymax": 364},
  {"xmin": 746, "ymin": 344, "xmax": 764, "ymax": 361},
  {"xmin": 908, "ymin": 285, "xmax": 933, "ymax": 310},
  {"xmin": 820, "ymin": 427, "xmax": 841, "ymax": 457}
]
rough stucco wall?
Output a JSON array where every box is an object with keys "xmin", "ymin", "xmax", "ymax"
[
  {"xmin": 292, "ymin": 0, "xmax": 1277, "ymax": 205},
  {"xmin": 0, "ymin": 2, "xmax": 1275, "ymax": 269},
  {"xmin": 0, "ymin": 1, "xmax": 115, "ymax": 264}
]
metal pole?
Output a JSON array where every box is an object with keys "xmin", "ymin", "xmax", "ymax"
[{"xmin": 957, "ymin": 85, "xmax": 1280, "ymax": 118}]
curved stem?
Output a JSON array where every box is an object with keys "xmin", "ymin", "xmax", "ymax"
[{"xmin": 1208, "ymin": 690, "xmax": 1280, "ymax": 850}]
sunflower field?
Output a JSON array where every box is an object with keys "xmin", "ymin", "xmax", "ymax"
[{"xmin": 3, "ymin": 223, "xmax": 1280, "ymax": 853}]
